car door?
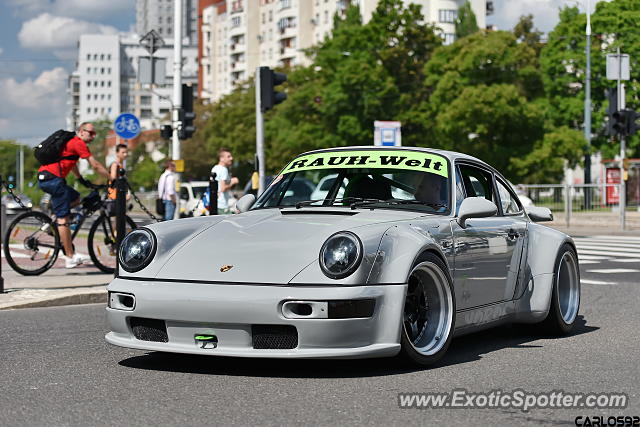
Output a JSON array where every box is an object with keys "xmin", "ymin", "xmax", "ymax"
[
  {"xmin": 494, "ymin": 177, "xmax": 529, "ymax": 301},
  {"xmin": 451, "ymin": 163, "xmax": 516, "ymax": 310}
]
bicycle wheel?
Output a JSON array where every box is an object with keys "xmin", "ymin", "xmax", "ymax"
[
  {"xmin": 88, "ymin": 215, "xmax": 136, "ymax": 274},
  {"xmin": 3, "ymin": 211, "xmax": 61, "ymax": 276}
]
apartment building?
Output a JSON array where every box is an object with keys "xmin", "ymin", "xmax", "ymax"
[
  {"xmin": 69, "ymin": 34, "xmax": 198, "ymax": 132},
  {"xmin": 199, "ymin": 0, "xmax": 487, "ymax": 102},
  {"xmin": 136, "ymin": 0, "xmax": 199, "ymax": 46}
]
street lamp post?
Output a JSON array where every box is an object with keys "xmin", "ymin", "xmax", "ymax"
[{"xmin": 584, "ymin": 0, "xmax": 592, "ymax": 191}]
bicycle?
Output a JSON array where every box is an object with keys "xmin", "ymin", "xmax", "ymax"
[{"xmin": 3, "ymin": 184, "xmax": 136, "ymax": 275}]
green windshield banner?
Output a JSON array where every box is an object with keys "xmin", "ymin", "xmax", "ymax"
[{"xmin": 282, "ymin": 150, "xmax": 448, "ymax": 178}]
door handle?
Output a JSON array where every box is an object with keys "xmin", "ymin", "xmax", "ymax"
[{"xmin": 507, "ymin": 229, "xmax": 519, "ymax": 240}]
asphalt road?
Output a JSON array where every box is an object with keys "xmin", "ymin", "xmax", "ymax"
[{"xmin": 0, "ymin": 238, "xmax": 639, "ymax": 426}]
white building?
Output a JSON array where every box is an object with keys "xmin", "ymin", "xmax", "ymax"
[
  {"xmin": 136, "ymin": 0, "xmax": 199, "ymax": 46},
  {"xmin": 199, "ymin": 0, "xmax": 487, "ymax": 102},
  {"xmin": 70, "ymin": 34, "xmax": 198, "ymax": 132}
]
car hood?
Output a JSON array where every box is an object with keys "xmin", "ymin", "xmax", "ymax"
[{"xmin": 154, "ymin": 208, "xmax": 423, "ymax": 283}]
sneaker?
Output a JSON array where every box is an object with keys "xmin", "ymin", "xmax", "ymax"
[{"xmin": 65, "ymin": 253, "xmax": 91, "ymax": 269}]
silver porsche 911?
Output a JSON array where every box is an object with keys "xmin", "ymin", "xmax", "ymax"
[{"xmin": 106, "ymin": 147, "xmax": 580, "ymax": 366}]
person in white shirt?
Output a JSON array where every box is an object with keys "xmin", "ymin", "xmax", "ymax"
[
  {"xmin": 158, "ymin": 160, "xmax": 177, "ymax": 220},
  {"xmin": 211, "ymin": 148, "xmax": 239, "ymax": 214}
]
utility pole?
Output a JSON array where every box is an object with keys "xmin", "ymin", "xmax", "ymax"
[
  {"xmin": 172, "ymin": 0, "xmax": 183, "ymax": 218},
  {"xmin": 583, "ymin": 0, "xmax": 592, "ymax": 207},
  {"xmin": 255, "ymin": 68, "xmax": 265, "ymax": 195},
  {"xmin": 617, "ymin": 47, "xmax": 626, "ymax": 230},
  {"xmin": 19, "ymin": 145, "xmax": 24, "ymax": 192}
]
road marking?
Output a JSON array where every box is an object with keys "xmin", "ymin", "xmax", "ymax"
[
  {"xmin": 578, "ymin": 260, "xmax": 600, "ymax": 264},
  {"xmin": 577, "ymin": 255, "xmax": 610, "ymax": 260},
  {"xmin": 581, "ymin": 279, "xmax": 616, "ymax": 285},
  {"xmin": 612, "ymin": 258, "xmax": 640, "ymax": 263},
  {"xmin": 576, "ymin": 244, "xmax": 640, "ymax": 253},
  {"xmin": 0, "ymin": 251, "xmax": 29, "ymax": 258},
  {"xmin": 591, "ymin": 235, "xmax": 640, "ymax": 241},
  {"xmin": 586, "ymin": 268, "xmax": 640, "ymax": 274},
  {"xmin": 577, "ymin": 250, "xmax": 640, "ymax": 258}
]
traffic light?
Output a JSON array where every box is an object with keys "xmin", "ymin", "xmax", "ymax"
[
  {"xmin": 259, "ymin": 66, "xmax": 287, "ymax": 112},
  {"xmin": 160, "ymin": 124, "xmax": 172, "ymax": 140},
  {"xmin": 179, "ymin": 84, "xmax": 196, "ymax": 140},
  {"xmin": 611, "ymin": 110, "xmax": 628, "ymax": 136},
  {"xmin": 605, "ymin": 88, "xmax": 618, "ymax": 136},
  {"xmin": 627, "ymin": 109, "xmax": 640, "ymax": 136}
]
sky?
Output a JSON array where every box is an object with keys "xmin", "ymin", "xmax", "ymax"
[{"xmin": 0, "ymin": 0, "xmax": 603, "ymax": 146}]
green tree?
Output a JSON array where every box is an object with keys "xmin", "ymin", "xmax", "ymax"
[
  {"xmin": 422, "ymin": 30, "xmax": 580, "ymax": 182},
  {"xmin": 513, "ymin": 14, "xmax": 543, "ymax": 55},
  {"xmin": 455, "ymin": 1, "xmax": 479, "ymax": 40},
  {"xmin": 541, "ymin": 0, "xmax": 640, "ymax": 158}
]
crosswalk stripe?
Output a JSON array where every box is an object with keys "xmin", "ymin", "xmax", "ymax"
[
  {"xmin": 575, "ymin": 240, "xmax": 640, "ymax": 249},
  {"xmin": 581, "ymin": 279, "xmax": 616, "ymax": 285},
  {"xmin": 590, "ymin": 235, "xmax": 640, "ymax": 241},
  {"xmin": 586, "ymin": 268, "xmax": 640, "ymax": 274},
  {"xmin": 576, "ymin": 244, "xmax": 640, "ymax": 253},
  {"xmin": 611, "ymin": 258, "xmax": 640, "ymax": 263},
  {"xmin": 577, "ymin": 249, "xmax": 640, "ymax": 258}
]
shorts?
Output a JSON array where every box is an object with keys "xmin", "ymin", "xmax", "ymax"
[{"xmin": 38, "ymin": 177, "xmax": 80, "ymax": 218}]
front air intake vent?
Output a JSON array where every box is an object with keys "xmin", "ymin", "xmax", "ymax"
[
  {"xmin": 130, "ymin": 317, "xmax": 168, "ymax": 342},
  {"xmin": 252, "ymin": 325, "xmax": 298, "ymax": 349}
]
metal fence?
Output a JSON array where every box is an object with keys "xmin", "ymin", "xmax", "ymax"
[{"xmin": 519, "ymin": 184, "xmax": 640, "ymax": 230}]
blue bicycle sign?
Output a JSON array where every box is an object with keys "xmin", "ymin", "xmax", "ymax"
[{"xmin": 114, "ymin": 113, "xmax": 141, "ymax": 139}]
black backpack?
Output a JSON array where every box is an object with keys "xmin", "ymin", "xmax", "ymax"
[{"xmin": 34, "ymin": 130, "xmax": 78, "ymax": 166}]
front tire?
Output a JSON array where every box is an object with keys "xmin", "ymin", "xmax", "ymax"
[
  {"xmin": 399, "ymin": 252, "xmax": 456, "ymax": 366},
  {"xmin": 88, "ymin": 215, "xmax": 136, "ymax": 274},
  {"xmin": 542, "ymin": 243, "xmax": 580, "ymax": 334}
]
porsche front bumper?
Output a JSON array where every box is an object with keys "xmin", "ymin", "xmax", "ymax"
[{"xmin": 105, "ymin": 278, "xmax": 406, "ymax": 359}]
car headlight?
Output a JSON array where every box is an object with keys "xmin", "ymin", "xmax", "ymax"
[
  {"xmin": 319, "ymin": 231, "xmax": 363, "ymax": 279},
  {"xmin": 118, "ymin": 228, "xmax": 156, "ymax": 273}
]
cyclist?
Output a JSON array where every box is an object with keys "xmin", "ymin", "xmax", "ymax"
[{"xmin": 37, "ymin": 122, "xmax": 110, "ymax": 268}]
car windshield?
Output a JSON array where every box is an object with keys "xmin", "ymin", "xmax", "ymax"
[{"xmin": 253, "ymin": 149, "xmax": 450, "ymax": 214}]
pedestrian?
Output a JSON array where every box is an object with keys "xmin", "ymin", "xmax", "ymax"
[
  {"xmin": 211, "ymin": 148, "xmax": 239, "ymax": 214},
  {"xmin": 158, "ymin": 160, "xmax": 177, "ymax": 220},
  {"xmin": 106, "ymin": 144, "xmax": 130, "ymax": 214},
  {"xmin": 37, "ymin": 122, "xmax": 110, "ymax": 268}
]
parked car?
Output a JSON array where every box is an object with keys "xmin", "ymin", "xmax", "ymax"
[
  {"xmin": 179, "ymin": 181, "xmax": 211, "ymax": 217},
  {"xmin": 107, "ymin": 147, "xmax": 579, "ymax": 367},
  {"xmin": 1, "ymin": 193, "xmax": 33, "ymax": 214}
]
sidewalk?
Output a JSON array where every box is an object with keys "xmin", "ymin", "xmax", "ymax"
[{"xmin": 0, "ymin": 262, "xmax": 111, "ymax": 310}]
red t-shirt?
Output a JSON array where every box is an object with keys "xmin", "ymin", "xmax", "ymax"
[{"xmin": 38, "ymin": 136, "xmax": 92, "ymax": 178}]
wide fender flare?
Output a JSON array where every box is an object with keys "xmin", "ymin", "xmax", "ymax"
[
  {"xmin": 515, "ymin": 223, "xmax": 576, "ymax": 323},
  {"xmin": 366, "ymin": 222, "xmax": 453, "ymax": 285}
]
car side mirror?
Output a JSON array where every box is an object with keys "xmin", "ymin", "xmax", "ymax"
[
  {"xmin": 236, "ymin": 194, "xmax": 256, "ymax": 213},
  {"xmin": 525, "ymin": 206, "xmax": 553, "ymax": 222},
  {"xmin": 457, "ymin": 197, "xmax": 498, "ymax": 228}
]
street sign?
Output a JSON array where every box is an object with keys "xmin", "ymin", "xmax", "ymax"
[
  {"xmin": 606, "ymin": 53, "xmax": 630, "ymax": 80},
  {"xmin": 374, "ymin": 121, "xmax": 402, "ymax": 146},
  {"xmin": 139, "ymin": 30, "xmax": 164, "ymax": 55},
  {"xmin": 138, "ymin": 56, "xmax": 166, "ymax": 84},
  {"xmin": 114, "ymin": 113, "xmax": 141, "ymax": 139}
]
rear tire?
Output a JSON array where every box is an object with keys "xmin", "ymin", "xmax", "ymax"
[
  {"xmin": 88, "ymin": 215, "xmax": 136, "ymax": 274},
  {"xmin": 3, "ymin": 211, "xmax": 60, "ymax": 276},
  {"xmin": 541, "ymin": 243, "xmax": 580, "ymax": 335},
  {"xmin": 399, "ymin": 252, "xmax": 456, "ymax": 366}
]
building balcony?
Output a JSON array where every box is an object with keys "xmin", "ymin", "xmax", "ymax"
[
  {"xmin": 229, "ymin": 25, "xmax": 245, "ymax": 38},
  {"xmin": 279, "ymin": 46, "xmax": 298, "ymax": 59},
  {"xmin": 278, "ymin": 26, "xmax": 296, "ymax": 40}
]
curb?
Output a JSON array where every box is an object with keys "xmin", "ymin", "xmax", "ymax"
[{"xmin": 0, "ymin": 287, "xmax": 107, "ymax": 311}]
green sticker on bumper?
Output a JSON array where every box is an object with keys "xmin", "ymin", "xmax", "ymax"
[{"xmin": 282, "ymin": 150, "xmax": 448, "ymax": 177}]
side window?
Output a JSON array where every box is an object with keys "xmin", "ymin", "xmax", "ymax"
[
  {"xmin": 455, "ymin": 167, "xmax": 465, "ymax": 214},
  {"xmin": 179, "ymin": 187, "xmax": 189, "ymax": 200},
  {"xmin": 458, "ymin": 164, "xmax": 497, "ymax": 207},
  {"xmin": 495, "ymin": 179, "xmax": 522, "ymax": 214}
]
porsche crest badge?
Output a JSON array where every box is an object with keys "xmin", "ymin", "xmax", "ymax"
[{"xmin": 220, "ymin": 265, "xmax": 233, "ymax": 272}]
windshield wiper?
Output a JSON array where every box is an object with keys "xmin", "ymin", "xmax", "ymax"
[
  {"xmin": 349, "ymin": 199, "xmax": 448, "ymax": 210},
  {"xmin": 294, "ymin": 197, "xmax": 380, "ymax": 209}
]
